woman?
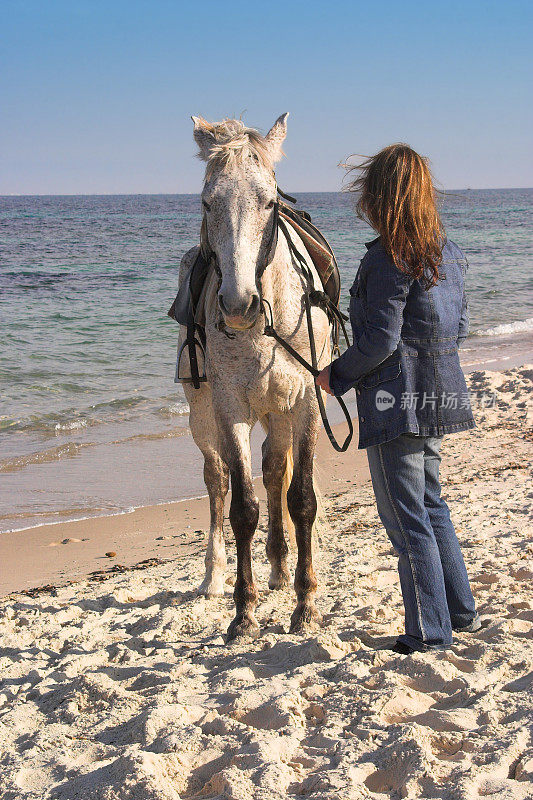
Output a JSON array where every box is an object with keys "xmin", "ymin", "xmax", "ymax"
[{"xmin": 316, "ymin": 144, "xmax": 480, "ymax": 654}]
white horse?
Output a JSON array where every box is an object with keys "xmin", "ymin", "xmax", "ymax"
[{"xmin": 178, "ymin": 114, "xmax": 331, "ymax": 641}]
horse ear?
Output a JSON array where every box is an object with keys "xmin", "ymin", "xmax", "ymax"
[
  {"xmin": 192, "ymin": 116, "xmax": 216, "ymax": 161},
  {"xmin": 265, "ymin": 113, "xmax": 289, "ymax": 163}
]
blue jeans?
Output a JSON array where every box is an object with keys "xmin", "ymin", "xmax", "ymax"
[{"xmin": 366, "ymin": 433, "xmax": 477, "ymax": 651}]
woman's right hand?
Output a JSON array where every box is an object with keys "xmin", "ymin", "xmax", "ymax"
[{"xmin": 315, "ymin": 366, "xmax": 334, "ymax": 395}]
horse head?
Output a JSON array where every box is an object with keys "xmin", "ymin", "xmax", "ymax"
[{"xmin": 192, "ymin": 113, "xmax": 288, "ymax": 329}]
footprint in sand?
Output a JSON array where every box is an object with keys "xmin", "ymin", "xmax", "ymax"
[
  {"xmin": 474, "ymin": 572, "xmax": 500, "ymax": 584},
  {"xmin": 378, "ymin": 687, "xmax": 435, "ymax": 724},
  {"xmin": 510, "ymin": 566, "xmax": 533, "ymax": 581}
]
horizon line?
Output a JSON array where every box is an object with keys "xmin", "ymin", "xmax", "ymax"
[{"xmin": 1, "ymin": 186, "xmax": 532, "ymax": 198}]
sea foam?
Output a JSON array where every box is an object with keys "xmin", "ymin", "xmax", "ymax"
[{"xmin": 476, "ymin": 317, "xmax": 533, "ymax": 337}]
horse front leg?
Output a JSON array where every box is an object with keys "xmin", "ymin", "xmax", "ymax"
[
  {"xmin": 222, "ymin": 420, "xmax": 260, "ymax": 642},
  {"xmin": 288, "ymin": 397, "xmax": 322, "ymax": 633},
  {"xmin": 198, "ymin": 450, "xmax": 229, "ymax": 598},
  {"xmin": 186, "ymin": 388, "xmax": 230, "ymax": 599}
]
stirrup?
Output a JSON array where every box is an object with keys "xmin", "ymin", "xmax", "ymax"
[{"xmin": 175, "ymin": 338, "xmax": 207, "ymax": 384}]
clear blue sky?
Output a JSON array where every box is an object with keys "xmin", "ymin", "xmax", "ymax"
[{"xmin": 1, "ymin": 0, "xmax": 531, "ymax": 194}]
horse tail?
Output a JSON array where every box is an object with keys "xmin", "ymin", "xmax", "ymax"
[
  {"xmin": 281, "ymin": 448, "xmax": 325, "ymax": 559},
  {"xmin": 311, "ymin": 465, "xmax": 328, "ymax": 561},
  {"xmin": 281, "ymin": 446, "xmax": 296, "ymax": 549}
]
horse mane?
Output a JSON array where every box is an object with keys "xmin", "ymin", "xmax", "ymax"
[{"xmin": 195, "ymin": 118, "xmax": 274, "ymax": 179}]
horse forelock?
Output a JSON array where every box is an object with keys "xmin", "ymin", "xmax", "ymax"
[{"xmin": 197, "ymin": 118, "xmax": 274, "ymax": 180}]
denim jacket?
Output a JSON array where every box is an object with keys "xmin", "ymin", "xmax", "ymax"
[{"xmin": 329, "ymin": 237, "xmax": 475, "ymax": 448}]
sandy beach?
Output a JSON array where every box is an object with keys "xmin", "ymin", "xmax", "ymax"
[{"xmin": 0, "ymin": 363, "xmax": 532, "ymax": 799}]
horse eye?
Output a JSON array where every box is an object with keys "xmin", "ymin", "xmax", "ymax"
[
  {"xmin": 266, "ymin": 200, "xmax": 275, "ymax": 209},
  {"xmin": 202, "ymin": 200, "xmax": 210, "ymax": 212}
]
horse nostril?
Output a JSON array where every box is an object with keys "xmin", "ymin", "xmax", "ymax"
[
  {"xmin": 218, "ymin": 293, "xmax": 229, "ymax": 315},
  {"xmin": 248, "ymin": 294, "xmax": 260, "ymax": 316}
]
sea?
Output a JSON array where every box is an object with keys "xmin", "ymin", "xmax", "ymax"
[{"xmin": 1, "ymin": 189, "xmax": 532, "ymax": 533}]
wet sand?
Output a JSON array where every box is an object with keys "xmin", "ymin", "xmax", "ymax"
[{"xmin": 0, "ymin": 421, "xmax": 369, "ymax": 596}]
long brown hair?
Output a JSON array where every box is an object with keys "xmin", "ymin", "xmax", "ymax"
[{"xmin": 346, "ymin": 144, "xmax": 444, "ymax": 288}]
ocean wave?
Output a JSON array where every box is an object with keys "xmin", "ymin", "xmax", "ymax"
[
  {"xmin": 0, "ymin": 417, "xmax": 17, "ymax": 431},
  {"xmin": 113, "ymin": 428, "xmax": 189, "ymax": 444},
  {"xmin": 0, "ymin": 425, "xmax": 191, "ymax": 473},
  {"xmin": 0, "ymin": 505, "xmax": 137, "ymax": 534},
  {"xmin": 2, "ymin": 396, "xmax": 154, "ymax": 435},
  {"xmin": 475, "ymin": 317, "xmax": 533, "ymax": 337},
  {"xmin": 54, "ymin": 419, "xmax": 88, "ymax": 432},
  {"xmin": 3, "ymin": 412, "xmax": 95, "ymax": 435},
  {"xmin": 0, "ymin": 268, "xmax": 151, "ymax": 292},
  {"xmin": 158, "ymin": 401, "xmax": 190, "ymax": 417},
  {"xmin": 0, "ymin": 442, "xmax": 92, "ymax": 473},
  {"xmin": 89, "ymin": 396, "xmax": 152, "ymax": 412}
]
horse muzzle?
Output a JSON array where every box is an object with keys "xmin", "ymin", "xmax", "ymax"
[{"xmin": 218, "ymin": 291, "xmax": 261, "ymax": 330}]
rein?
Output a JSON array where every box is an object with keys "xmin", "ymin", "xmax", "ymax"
[
  {"xmin": 197, "ymin": 188, "xmax": 354, "ymax": 453},
  {"xmin": 262, "ymin": 211, "xmax": 353, "ymax": 453}
]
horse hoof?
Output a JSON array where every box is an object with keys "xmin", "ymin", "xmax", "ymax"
[
  {"xmin": 290, "ymin": 603, "xmax": 322, "ymax": 634},
  {"xmin": 268, "ymin": 567, "xmax": 290, "ymax": 591},
  {"xmin": 226, "ymin": 613, "xmax": 260, "ymax": 643},
  {"xmin": 197, "ymin": 575, "xmax": 225, "ymax": 598}
]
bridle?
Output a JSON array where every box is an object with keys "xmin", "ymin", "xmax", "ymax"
[{"xmin": 199, "ymin": 186, "xmax": 354, "ymax": 453}]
